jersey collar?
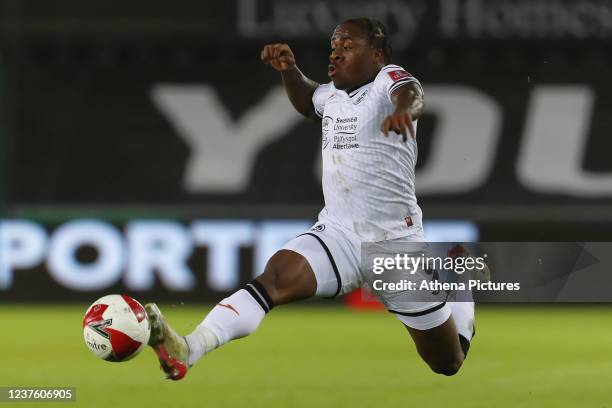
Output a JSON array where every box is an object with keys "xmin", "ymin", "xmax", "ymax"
[{"xmin": 345, "ymin": 74, "xmax": 377, "ymax": 97}]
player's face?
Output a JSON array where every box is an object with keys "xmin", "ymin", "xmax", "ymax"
[{"xmin": 328, "ymin": 23, "xmax": 382, "ymax": 90}]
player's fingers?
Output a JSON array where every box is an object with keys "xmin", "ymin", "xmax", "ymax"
[
  {"xmin": 397, "ymin": 117, "xmax": 408, "ymax": 142},
  {"xmin": 278, "ymin": 43, "xmax": 291, "ymax": 55},
  {"xmin": 273, "ymin": 44, "xmax": 284, "ymax": 59},
  {"xmin": 390, "ymin": 116, "xmax": 401, "ymax": 135},
  {"xmin": 388, "ymin": 117, "xmax": 397, "ymax": 136},
  {"xmin": 261, "ymin": 45, "xmax": 274, "ymax": 62},
  {"xmin": 400, "ymin": 126, "xmax": 407, "ymax": 142},
  {"xmin": 382, "ymin": 118, "xmax": 389, "ymax": 137},
  {"xmin": 381, "ymin": 117, "xmax": 390, "ymax": 136},
  {"xmin": 262, "ymin": 44, "xmax": 281, "ymax": 61},
  {"xmin": 279, "ymin": 55, "xmax": 295, "ymax": 66},
  {"xmin": 398, "ymin": 114, "xmax": 410, "ymax": 142},
  {"xmin": 405, "ymin": 113, "xmax": 416, "ymax": 139},
  {"xmin": 268, "ymin": 44, "xmax": 279, "ymax": 60}
]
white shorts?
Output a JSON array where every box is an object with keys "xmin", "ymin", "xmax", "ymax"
[{"xmin": 281, "ymin": 221, "xmax": 451, "ymax": 330}]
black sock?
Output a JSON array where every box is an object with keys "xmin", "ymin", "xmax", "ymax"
[{"xmin": 244, "ymin": 280, "xmax": 274, "ymax": 313}]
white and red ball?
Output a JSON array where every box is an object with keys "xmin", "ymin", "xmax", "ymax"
[{"xmin": 82, "ymin": 294, "xmax": 150, "ymax": 362}]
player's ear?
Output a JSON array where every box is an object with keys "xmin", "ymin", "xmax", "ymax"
[{"xmin": 372, "ymin": 47, "xmax": 384, "ymax": 64}]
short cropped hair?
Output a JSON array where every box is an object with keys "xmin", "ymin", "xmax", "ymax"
[{"xmin": 343, "ymin": 18, "xmax": 392, "ymax": 64}]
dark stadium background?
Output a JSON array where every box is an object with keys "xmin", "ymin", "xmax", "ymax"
[{"xmin": 2, "ymin": 0, "xmax": 612, "ymax": 303}]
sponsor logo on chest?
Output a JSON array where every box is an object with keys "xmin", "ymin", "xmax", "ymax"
[
  {"xmin": 322, "ymin": 115, "xmax": 360, "ymax": 150},
  {"xmin": 334, "ymin": 116, "xmax": 358, "ymax": 134}
]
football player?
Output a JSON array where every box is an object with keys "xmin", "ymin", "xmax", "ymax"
[{"xmin": 146, "ymin": 17, "xmax": 475, "ymax": 381}]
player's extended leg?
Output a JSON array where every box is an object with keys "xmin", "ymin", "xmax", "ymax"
[
  {"xmin": 253, "ymin": 249, "xmax": 318, "ymax": 304},
  {"xmin": 146, "ymin": 249, "xmax": 317, "ymax": 380},
  {"xmin": 398, "ymin": 302, "xmax": 475, "ymax": 376}
]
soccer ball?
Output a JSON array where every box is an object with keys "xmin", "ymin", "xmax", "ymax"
[{"xmin": 82, "ymin": 294, "xmax": 150, "ymax": 362}]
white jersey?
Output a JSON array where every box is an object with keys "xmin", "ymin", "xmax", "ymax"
[{"xmin": 312, "ymin": 64, "xmax": 424, "ymax": 242}]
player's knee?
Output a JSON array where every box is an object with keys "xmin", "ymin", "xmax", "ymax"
[
  {"xmin": 258, "ymin": 253, "xmax": 284, "ymax": 296},
  {"xmin": 257, "ymin": 250, "xmax": 316, "ymax": 304},
  {"xmin": 431, "ymin": 361, "xmax": 462, "ymax": 376},
  {"xmin": 261, "ymin": 251, "xmax": 292, "ymax": 286},
  {"xmin": 428, "ymin": 355, "xmax": 463, "ymax": 376}
]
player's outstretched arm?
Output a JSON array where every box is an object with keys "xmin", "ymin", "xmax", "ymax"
[
  {"xmin": 381, "ymin": 82, "xmax": 424, "ymax": 141},
  {"xmin": 261, "ymin": 43, "xmax": 319, "ymax": 120}
]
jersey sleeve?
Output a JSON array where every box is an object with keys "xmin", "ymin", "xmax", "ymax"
[
  {"xmin": 312, "ymin": 82, "xmax": 333, "ymax": 118},
  {"xmin": 378, "ymin": 65, "xmax": 423, "ymax": 103}
]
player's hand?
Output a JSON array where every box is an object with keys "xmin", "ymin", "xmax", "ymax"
[
  {"xmin": 260, "ymin": 43, "xmax": 296, "ymax": 72},
  {"xmin": 380, "ymin": 110, "xmax": 415, "ymax": 142}
]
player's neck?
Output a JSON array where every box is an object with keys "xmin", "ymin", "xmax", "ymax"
[{"xmin": 345, "ymin": 72, "xmax": 378, "ymax": 95}]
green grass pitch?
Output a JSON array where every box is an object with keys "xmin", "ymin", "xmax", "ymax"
[{"xmin": 1, "ymin": 304, "xmax": 611, "ymax": 408}]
